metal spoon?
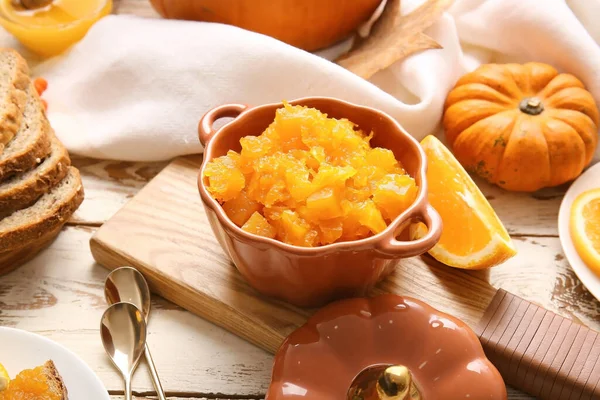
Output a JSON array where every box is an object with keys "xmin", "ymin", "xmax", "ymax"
[
  {"xmin": 100, "ymin": 302, "xmax": 147, "ymax": 400},
  {"xmin": 104, "ymin": 267, "xmax": 167, "ymax": 400}
]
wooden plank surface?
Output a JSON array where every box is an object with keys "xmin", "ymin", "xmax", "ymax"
[
  {"xmin": 2, "ymin": 225, "xmax": 272, "ymax": 397},
  {"xmin": 4, "ymin": 154, "xmax": 586, "ymax": 400},
  {"xmin": 6, "ymin": 218, "xmax": 591, "ymax": 397},
  {"xmin": 89, "ymin": 155, "xmax": 589, "ymax": 357},
  {"xmin": 110, "ymin": 393, "xmax": 534, "ymax": 400},
  {"xmin": 111, "ymin": 393, "xmax": 534, "ymax": 400},
  {"xmin": 69, "ymin": 157, "xmax": 167, "ymax": 226},
  {"xmin": 70, "ymin": 155, "xmax": 564, "ymax": 234},
  {"xmin": 0, "ymin": 1, "xmax": 597, "ymax": 400},
  {"xmin": 114, "ymin": 0, "xmax": 160, "ymax": 17}
]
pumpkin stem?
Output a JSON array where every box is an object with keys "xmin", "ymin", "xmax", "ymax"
[
  {"xmin": 519, "ymin": 97, "xmax": 544, "ymax": 115},
  {"xmin": 376, "ymin": 366, "xmax": 421, "ymax": 400}
]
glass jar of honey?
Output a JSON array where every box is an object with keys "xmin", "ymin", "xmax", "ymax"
[{"xmin": 0, "ymin": 0, "xmax": 112, "ymax": 57}]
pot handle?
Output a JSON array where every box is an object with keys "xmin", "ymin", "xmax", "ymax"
[
  {"xmin": 376, "ymin": 204, "xmax": 442, "ymax": 258},
  {"xmin": 198, "ymin": 104, "xmax": 248, "ymax": 146}
]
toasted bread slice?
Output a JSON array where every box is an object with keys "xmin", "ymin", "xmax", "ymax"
[
  {"xmin": 0, "ymin": 49, "xmax": 29, "ymax": 154},
  {"xmin": 0, "ymin": 167, "xmax": 83, "ymax": 257},
  {"xmin": 0, "ymin": 135, "xmax": 70, "ymax": 218},
  {"xmin": 0, "ymin": 360, "xmax": 68, "ymax": 399},
  {"xmin": 43, "ymin": 360, "xmax": 68, "ymax": 400},
  {"xmin": 0, "ymin": 81, "xmax": 51, "ymax": 181}
]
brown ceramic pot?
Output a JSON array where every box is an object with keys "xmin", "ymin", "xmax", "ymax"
[
  {"xmin": 197, "ymin": 97, "xmax": 442, "ymax": 308},
  {"xmin": 266, "ymin": 294, "xmax": 508, "ymax": 399}
]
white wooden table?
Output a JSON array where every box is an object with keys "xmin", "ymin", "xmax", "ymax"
[{"xmin": 1, "ymin": 1, "xmax": 599, "ymax": 399}]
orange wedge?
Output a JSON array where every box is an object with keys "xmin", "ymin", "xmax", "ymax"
[
  {"xmin": 0, "ymin": 362, "xmax": 8, "ymax": 391},
  {"xmin": 570, "ymin": 188, "xmax": 600, "ymax": 276},
  {"xmin": 412, "ymin": 136, "xmax": 517, "ymax": 269}
]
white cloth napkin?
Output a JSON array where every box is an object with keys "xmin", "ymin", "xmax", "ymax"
[{"xmin": 2, "ymin": 0, "xmax": 599, "ymax": 161}]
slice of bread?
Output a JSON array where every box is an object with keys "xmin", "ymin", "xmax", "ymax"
[
  {"xmin": 0, "ymin": 360, "xmax": 68, "ymax": 399},
  {"xmin": 0, "ymin": 135, "xmax": 70, "ymax": 218},
  {"xmin": 0, "ymin": 49, "xmax": 29, "ymax": 153},
  {"xmin": 43, "ymin": 360, "xmax": 68, "ymax": 400},
  {"xmin": 0, "ymin": 167, "xmax": 84, "ymax": 255},
  {"xmin": 0, "ymin": 222, "xmax": 62, "ymax": 276},
  {"xmin": 0, "ymin": 81, "xmax": 51, "ymax": 181}
]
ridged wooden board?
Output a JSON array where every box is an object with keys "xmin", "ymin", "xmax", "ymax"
[
  {"xmin": 90, "ymin": 155, "xmax": 499, "ymax": 354},
  {"xmin": 477, "ymin": 290, "xmax": 600, "ymax": 400}
]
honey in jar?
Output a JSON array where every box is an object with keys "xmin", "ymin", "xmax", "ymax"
[{"xmin": 0, "ymin": 0, "xmax": 112, "ymax": 57}]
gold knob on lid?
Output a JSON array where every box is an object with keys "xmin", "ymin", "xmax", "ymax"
[
  {"xmin": 348, "ymin": 364, "xmax": 422, "ymax": 400},
  {"xmin": 376, "ymin": 366, "xmax": 421, "ymax": 400}
]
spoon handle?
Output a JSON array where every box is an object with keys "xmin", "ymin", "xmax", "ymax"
[
  {"xmin": 145, "ymin": 343, "xmax": 167, "ymax": 400},
  {"xmin": 124, "ymin": 376, "xmax": 133, "ymax": 400}
]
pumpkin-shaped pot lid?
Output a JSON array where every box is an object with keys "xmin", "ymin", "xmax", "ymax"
[{"xmin": 266, "ymin": 294, "xmax": 507, "ymax": 400}]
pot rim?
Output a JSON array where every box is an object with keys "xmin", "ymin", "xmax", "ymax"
[{"xmin": 197, "ymin": 96, "xmax": 439, "ymax": 256}]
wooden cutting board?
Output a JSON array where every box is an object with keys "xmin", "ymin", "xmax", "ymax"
[{"xmin": 90, "ymin": 155, "xmax": 498, "ymax": 354}]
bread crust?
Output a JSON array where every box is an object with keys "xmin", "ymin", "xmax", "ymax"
[
  {"xmin": 0, "ymin": 167, "xmax": 84, "ymax": 255},
  {"xmin": 0, "ymin": 137, "xmax": 71, "ymax": 218},
  {"xmin": 0, "ymin": 223, "xmax": 62, "ymax": 276},
  {"xmin": 43, "ymin": 360, "xmax": 69, "ymax": 400},
  {"xmin": 0, "ymin": 83, "xmax": 52, "ymax": 181},
  {"xmin": 0, "ymin": 52, "xmax": 81, "ymax": 280},
  {"xmin": 0, "ymin": 49, "xmax": 30, "ymax": 154}
]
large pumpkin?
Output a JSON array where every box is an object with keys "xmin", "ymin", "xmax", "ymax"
[
  {"xmin": 443, "ymin": 62, "xmax": 599, "ymax": 192},
  {"xmin": 266, "ymin": 294, "xmax": 507, "ymax": 399},
  {"xmin": 148, "ymin": 0, "xmax": 383, "ymax": 52}
]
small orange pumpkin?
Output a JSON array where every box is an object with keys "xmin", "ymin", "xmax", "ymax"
[
  {"xmin": 443, "ymin": 62, "xmax": 599, "ymax": 192},
  {"xmin": 148, "ymin": 0, "xmax": 383, "ymax": 52}
]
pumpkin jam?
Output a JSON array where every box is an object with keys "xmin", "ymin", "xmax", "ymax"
[
  {"xmin": 0, "ymin": 365, "xmax": 61, "ymax": 400},
  {"xmin": 204, "ymin": 103, "xmax": 418, "ymax": 247}
]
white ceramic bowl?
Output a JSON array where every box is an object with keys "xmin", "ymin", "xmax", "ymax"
[
  {"xmin": 558, "ymin": 163, "xmax": 600, "ymax": 301},
  {"xmin": 0, "ymin": 327, "xmax": 109, "ymax": 399}
]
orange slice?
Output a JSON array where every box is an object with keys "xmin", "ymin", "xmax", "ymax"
[
  {"xmin": 570, "ymin": 188, "xmax": 600, "ymax": 276},
  {"xmin": 412, "ymin": 136, "xmax": 516, "ymax": 269},
  {"xmin": 0, "ymin": 363, "xmax": 8, "ymax": 391}
]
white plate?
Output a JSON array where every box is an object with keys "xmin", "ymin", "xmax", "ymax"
[
  {"xmin": 558, "ymin": 162, "xmax": 600, "ymax": 301},
  {"xmin": 0, "ymin": 327, "xmax": 109, "ymax": 399}
]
